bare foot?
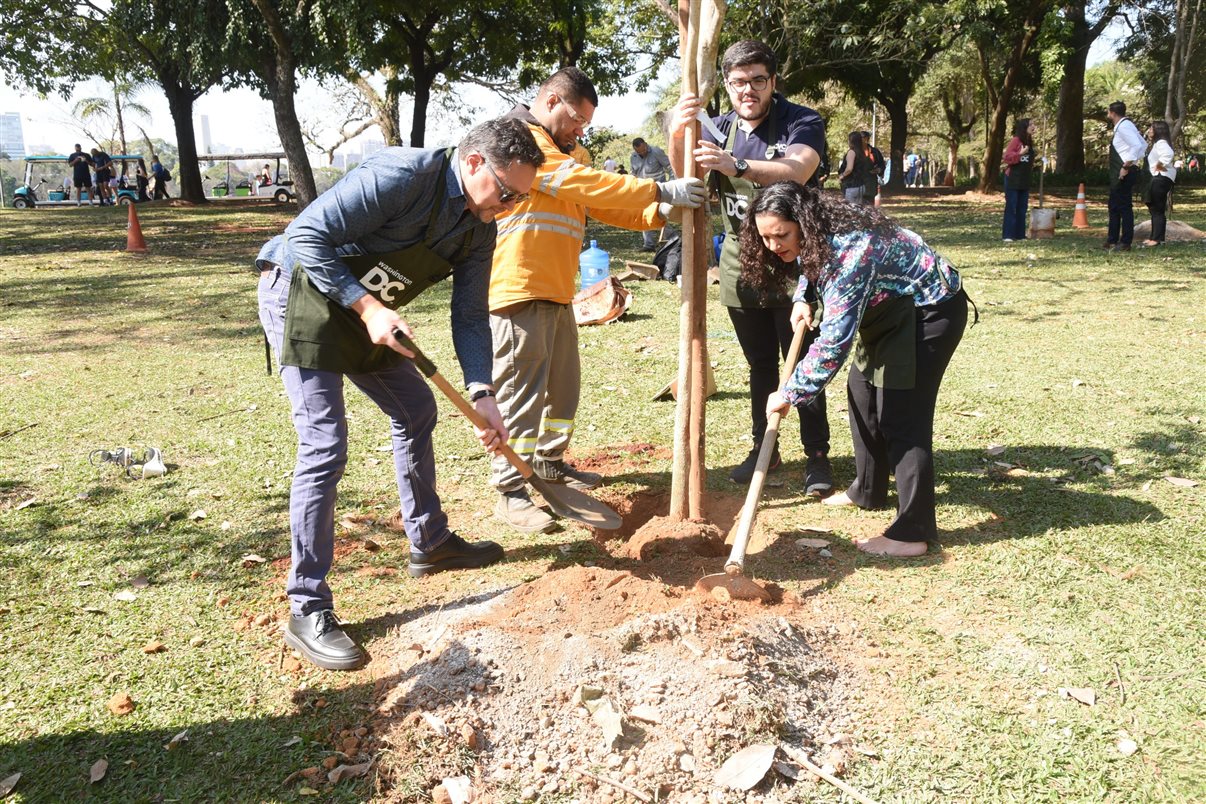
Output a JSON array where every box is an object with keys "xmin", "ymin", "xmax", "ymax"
[
  {"xmin": 855, "ymin": 535, "xmax": 928, "ymax": 557},
  {"xmin": 822, "ymin": 490, "xmax": 856, "ymax": 507},
  {"xmin": 1141, "ymin": 240, "xmax": 1161, "ymax": 247}
]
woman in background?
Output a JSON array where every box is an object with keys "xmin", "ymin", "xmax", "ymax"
[
  {"xmin": 1142, "ymin": 121, "xmax": 1175, "ymax": 247},
  {"xmin": 837, "ymin": 130, "xmax": 873, "ymax": 206},
  {"xmin": 1001, "ymin": 118, "xmax": 1035, "ymax": 241}
]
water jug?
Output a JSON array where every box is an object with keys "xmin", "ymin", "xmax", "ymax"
[{"xmin": 578, "ymin": 240, "xmax": 610, "ymax": 290}]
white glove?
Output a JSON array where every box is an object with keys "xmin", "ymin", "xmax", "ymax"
[
  {"xmin": 656, "ymin": 177, "xmax": 706, "ymax": 208},
  {"xmin": 657, "ymin": 202, "xmax": 685, "ymax": 224}
]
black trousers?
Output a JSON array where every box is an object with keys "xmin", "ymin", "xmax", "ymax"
[
  {"xmin": 845, "ymin": 291, "xmax": 968, "ymax": 542},
  {"xmin": 1145, "ymin": 176, "xmax": 1174, "ymax": 242},
  {"xmin": 728, "ymin": 305, "xmax": 829, "ymax": 456},
  {"xmin": 1107, "ymin": 171, "xmax": 1138, "ymax": 245}
]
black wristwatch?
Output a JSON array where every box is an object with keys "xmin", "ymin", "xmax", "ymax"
[
  {"xmin": 733, "ymin": 158, "xmax": 750, "ymax": 178},
  {"xmin": 469, "ymin": 388, "xmax": 495, "ymax": 402}
]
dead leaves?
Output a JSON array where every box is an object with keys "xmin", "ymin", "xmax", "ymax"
[
  {"xmin": 1163, "ymin": 476, "xmax": 1198, "ymax": 488},
  {"xmin": 142, "ymin": 640, "xmax": 166, "ymax": 654},
  {"xmin": 1058, "ymin": 687, "xmax": 1096, "ymax": 706},
  {"xmin": 240, "ymin": 553, "xmax": 268, "ymax": 568},
  {"xmin": 0, "ymin": 773, "xmax": 19, "ymax": 796},
  {"xmin": 89, "ymin": 758, "xmax": 108, "ymax": 783},
  {"xmin": 327, "ymin": 761, "xmax": 372, "ymax": 784},
  {"xmin": 714, "ymin": 743, "xmax": 776, "ymax": 791},
  {"xmin": 107, "ymin": 692, "xmax": 135, "ymax": 716},
  {"xmin": 165, "ymin": 730, "xmax": 189, "ymax": 751}
]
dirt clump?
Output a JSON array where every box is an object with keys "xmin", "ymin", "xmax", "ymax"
[
  {"xmin": 624, "ymin": 515, "xmax": 727, "ymax": 560},
  {"xmin": 373, "ymin": 566, "xmax": 862, "ymax": 802}
]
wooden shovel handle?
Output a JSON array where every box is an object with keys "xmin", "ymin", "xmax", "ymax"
[{"xmin": 392, "ymin": 329, "xmax": 532, "ymax": 480}]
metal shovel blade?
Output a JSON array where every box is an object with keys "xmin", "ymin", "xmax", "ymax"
[{"xmin": 527, "ymin": 474, "xmax": 622, "ymax": 530}]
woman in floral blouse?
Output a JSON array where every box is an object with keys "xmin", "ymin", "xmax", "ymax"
[{"xmin": 743, "ymin": 181, "xmax": 970, "ymax": 557}]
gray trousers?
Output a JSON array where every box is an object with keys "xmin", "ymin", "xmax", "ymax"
[
  {"xmin": 489, "ymin": 301, "xmax": 580, "ymax": 491},
  {"xmin": 259, "ymin": 266, "xmax": 450, "ymax": 616}
]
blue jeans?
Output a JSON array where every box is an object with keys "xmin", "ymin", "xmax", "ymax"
[
  {"xmin": 258, "ymin": 265, "xmax": 451, "ymax": 616},
  {"xmin": 1002, "ymin": 188, "xmax": 1029, "ymax": 240},
  {"xmin": 1108, "ymin": 171, "xmax": 1138, "ymax": 245}
]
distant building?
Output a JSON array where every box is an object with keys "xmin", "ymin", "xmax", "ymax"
[
  {"xmin": 360, "ymin": 139, "xmax": 385, "ymax": 159},
  {"xmin": 0, "ymin": 113, "xmax": 26, "ymax": 160}
]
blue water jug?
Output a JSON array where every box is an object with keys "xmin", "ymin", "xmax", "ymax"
[{"xmin": 578, "ymin": 240, "xmax": 610, "ymax": 290}]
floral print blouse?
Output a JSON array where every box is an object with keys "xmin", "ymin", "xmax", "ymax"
[{"xmin": 783, "ymin": 226, "xmax": 961, "ymax": 406}]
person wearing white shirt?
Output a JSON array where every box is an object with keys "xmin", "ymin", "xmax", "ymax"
[
  {"xmin": 1105, "ymin": 101, "xmax": 1147, "ymax": 251},
  {"xmin": 1143, "ymin": 120, "xmax": 1176, "ymax": 247},
  {"xmin": 602, "ymin": 157, "xmax": 617, "ymax": 172}
]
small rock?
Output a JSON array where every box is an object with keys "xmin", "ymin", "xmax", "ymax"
[
  {"xmin": 321, "ymin": 756, "xmax": 339, "ymax": 770},
  {"xmin": 461, "ymin": 723, "xmax": 478, "ymax": 751},
  {"xmin": 1117, "ymin": 738, "xmax": 1139, "ymax": 756},
  {"xmin": 189, "ymin": 636, "xmax": 205, "ymax": 647},
  {"xmin": 253, "ymin": 613, "xmax": 272, "ymax": 627},
  {"xmin": 679, "ymin": 753, "xmax": 696, "ymax": 772},
  {"xmin": 520, "ymin": 786, "xmax": 537, "ymax": 801},
  {"xmin": 623, "ymin": 759, "xmax": 638, "ymax": 777},
  {"xmin": 431, "ymin": 784, "xmax": 453, "ymax": 804},
  {"xmin": 818, "ymin": 548, "xmax": 833, "ymax": 559}
]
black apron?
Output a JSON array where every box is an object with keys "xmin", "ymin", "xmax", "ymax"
[
  {"xmin": 280, "ymin": 148, "xmax": 473, "ymax": 375},
  {"xmin": 717, "ymin": 104, "xmax": 789, "ymax": 308}
]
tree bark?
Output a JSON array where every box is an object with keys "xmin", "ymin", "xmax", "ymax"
[
  {"xmin": 880, "ymin": 93, "xmax": 909, "ymax": 191},
  {"xmin": 410, "ymin": 79, "xmax": 430, "ymax": 148},
  {"xmin": 1055, "ymin": 0, "xmax": 1121, "ymax": 176},
  {"xmin": 1166, "ymin": 0, "xmax": 1203, "ymax": 144},
  {"xmin": 161, "ymin": 77, "xmax": 205, "ymax": 203},
  {"xmin": 113, "ymin": 85, "xmax": 128, "ymax": 163}
]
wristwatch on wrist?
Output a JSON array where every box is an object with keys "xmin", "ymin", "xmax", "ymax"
[
  {"xmin": 733, "ymin": 158, "xmax": 750, "ymax": 178},
  {"xmin": 469, "ymin": 387, "xmax": 495, "ymax": 402}
]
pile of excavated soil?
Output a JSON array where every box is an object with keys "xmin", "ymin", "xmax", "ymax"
[
  {"xmin": 622, "ymin": 515, "xmax": 727, "ymax": 561},
  {"xmin": 373, "ymin": 566, "xmax": 863, "ymax": 802}
]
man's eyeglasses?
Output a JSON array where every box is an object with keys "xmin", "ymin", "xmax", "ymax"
[
  {"xmin": 484, "ymin": 161, "xmax": 529, "ymax": 204},
  {"xmin": 553, "ymin": 94, "xmax": 591, "ymax": 126},
  {"xmin": 727, "ymin": 75, "xmax": 771, "ymax": 92}
]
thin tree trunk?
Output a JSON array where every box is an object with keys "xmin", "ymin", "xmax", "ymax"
[
  {"xmin": 113, "ymin": 85, "xmax": 129, "ymax": 165},
  {"xmin": 410, "ymin": 79, "xmax": 430, "ymax": 147},
  {"xmin": 881, "ymin": 94, "xmax": 908, "ymax": 191},
  {"xmin": 266, "ymin": 61, "xmax": 318, "ymax": 209}
]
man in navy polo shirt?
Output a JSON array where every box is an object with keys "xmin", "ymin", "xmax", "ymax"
[{"xmin": 669, "ymin": 39, "xmax": 833, "ymax": 496}]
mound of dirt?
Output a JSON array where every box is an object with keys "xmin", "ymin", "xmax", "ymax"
[
  {"xmin": 373, "ymin": 566, "xmax": 862, "ymax": 802},
  {"xmin": 623, "ymin": 516, "xmax": 727, "ymax": 560},
  {"xmin": 1134, "ymin": 219, "xmax": 1206, "ymax": 241}
]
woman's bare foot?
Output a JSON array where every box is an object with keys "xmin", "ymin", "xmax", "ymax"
[
  {"xmin": 822, "ymin": 490, "xmax": 856, "ymax": 507},
  {"xmin": 855, "ymin": 535, "xmax": 928, "ymax": 557},
  {"xmin": 1141, "ymin": 240, "xmax": 1161, "ymax": 247}
]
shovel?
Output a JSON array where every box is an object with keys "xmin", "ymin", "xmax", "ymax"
[
  {"xmin": 696, "ymin": 321, "xmax": 809, "ymax": 602},
  {"xmin": 392, "ymin": 329, "xmax": 622, "ymax": 530}
]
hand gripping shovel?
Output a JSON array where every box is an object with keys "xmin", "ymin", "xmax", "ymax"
[
  {"xmin": 696, "ymin": 321, "xmax": 809, "ymax": 602},
  {"xmin": 392, "ymin": 329, "xmax": 622, "ymax": 530}
]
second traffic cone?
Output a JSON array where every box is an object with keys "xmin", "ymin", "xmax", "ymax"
[
  {"xmin": 1072, "ymin": 182, "xmax": 1090, "ymax": 229},
  {"xmin": 126, "ymin": 202, "xmax": 148, "ymax": 252}
]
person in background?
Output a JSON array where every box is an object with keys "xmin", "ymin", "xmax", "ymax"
[
  {"xmin": 135, "ymin": 163, "xmax": 150, "ymax": 202},
  {"xmin": 669, "ymin": 39, "xmax": 834, "ymax": 496},
  {"xmin": 862, "ymin": 131, "xmax": 885, "ymax": 189},
  {"xmin": 747, "ymin": 181, "xmax": 970, "ymax": 558},
  {"xmin": 258, "ymin": 163, "xmax": 273, "ymax": 190},
  {"xmin": 838, "ymin": 130, "xmax": 874, "ymax": 205},
  {"xmin": 151, "ymin": 155, "xmax": 172, "ymax": 200},
  {"xmin": 92, "ymin": 147, "xmax": 113, "ymax": 206},
  {"xmin": 66, "ymin": 144, "xmax": 93, "ymax": 206},
  {"xmin": 602, "ymin": 156, "xmax": 618, "ymax": 172},
  {"xmin": 1105, "ymin": 101, "xmax": 1147, "ymax": 252},
  {"xmin": 630, "ymin": 137, "xmax": 674, "ymax": 251},
  {"xmin": 904, "ymin": 151, "xmax": 920, "ymax": 187},
  {"xmin": 1142, "ymin": 120, "xmax": 1176, "ymax": 248},
  {"xmin": 1001, "ymin": 117, "xmax": 1036, "ymax": 242}
]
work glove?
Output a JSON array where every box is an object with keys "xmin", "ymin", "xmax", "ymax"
[
  {"xmin": 656, "ymin": 177, "xmax": 706, "ymax": 208},
  {"xmin": 657, "ymin": 202, "xmax": 685, "ymax": 224}
]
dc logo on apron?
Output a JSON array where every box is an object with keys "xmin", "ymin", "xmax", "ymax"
[{"xmin": 724, "ymin": 192, "xmax": 749, "ymax": 219}]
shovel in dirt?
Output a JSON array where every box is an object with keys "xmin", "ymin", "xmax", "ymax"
[
  {"xmin": 696, "ymin": 321, "xmax": 810, "ymax": 602},
  {"xmin": 391, "ymin": 329, "xmax": 622, "ymax": 530}
]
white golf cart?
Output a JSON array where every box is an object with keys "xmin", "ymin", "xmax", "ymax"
[{"xmin": 197, "ymin": 151, "xmax": 295, "ymax": 203}]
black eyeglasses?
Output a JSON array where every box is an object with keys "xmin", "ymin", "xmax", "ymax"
[
  {"xmin": 727, "ymin": 75, "xmax": 771, "ymax": 92},
  {"xmin": 484, "ymin": 161, "xmax": 529, "ymax": 204}
]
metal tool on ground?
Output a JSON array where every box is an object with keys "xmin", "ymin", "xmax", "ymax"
[
  {"xmin": 696, "ymin": 321, "xmax": 808, "ymax": 602},
  {"xmin": 391, "ymin": 329, "xmax": 622, "ymax": 530},
  {"xmin": 89, "ymin": 446, "xmax": 166, "ymax": 479}
]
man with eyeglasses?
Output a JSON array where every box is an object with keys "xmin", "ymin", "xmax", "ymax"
[
  {"xmin": 253, "ymin": 118, "xmax": 545, "ymax": 671},
  {"xmin": 669, "ymin": 39, "xmax": 835, "ymax": 498},
  {"xmin": 490, "ymin": 66, "xmax": 706, "ymax": 533}
]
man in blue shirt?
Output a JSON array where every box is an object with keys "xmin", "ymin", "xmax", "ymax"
[
  {"xmin": 256, "ymin": 117, "xmax": 544, "ymax": 670},
  {"xmin": 668, "ymin": 39, "xmax": 834, "ymax": 497},
  {"xmin": 66, "ymin": 144, "xmax": 93, "ymax": 206}
]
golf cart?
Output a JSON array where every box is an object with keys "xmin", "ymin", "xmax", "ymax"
[
  {"xmin": 197, "ymin": 151, "xmax": 295, "ymax": 203},
  {"xmin": 10, "ymin": 154, "xmax": 147, "ymax": 208}
]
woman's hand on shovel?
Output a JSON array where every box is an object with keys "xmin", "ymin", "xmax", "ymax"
[
  {"xmin": 766, "ymin": 390, "xmax": 790, "ymax": 418},
  {"xmin": 472, "ymin": 396, "xmax": 508, "ymax": 456}
]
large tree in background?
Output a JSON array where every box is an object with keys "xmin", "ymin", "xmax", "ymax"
[{"xmin": 1052, "ymin": 0, "xmax": 1125, "ymax": 175}]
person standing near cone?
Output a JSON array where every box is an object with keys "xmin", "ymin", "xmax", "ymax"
[
  {"xmin": 489, "ymin": 67, "xmax": 705, "ymax": 533},
  {"xmin": 669, "ymin": 39, "xmax": 834, "ymax": 495},
  {"xmin": 1104, "ymin": 101, "xmax": 1146, "ymax": 252}
]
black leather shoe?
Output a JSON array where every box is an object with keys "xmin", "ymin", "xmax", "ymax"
[
  {"xmin": 729, "ymin": 443, "xmax": 781, "ymax": 484},
  {"xmin": 409, "ymin": 532, "xmax": 504, "ymax": 578},
  {"xmin": 283, "ymin": 609, "xmax": 366, "ymax": 671},
  {"xmin": 804, "ymin": 453, "xmax": 834, "ymax": 497}
]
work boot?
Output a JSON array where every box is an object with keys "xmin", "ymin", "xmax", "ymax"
[
  {"xmin": 804, "ymin": 453, "xmax": 834, "ymax": 498},
  {"xmin": 495, "ymin": 488, "xmax": 556, "ymax": 533},
  {"xmin": 729, "ymin": 442, "xmax": 781, "ymax": 484},
  {"xmin": 283, "ymin": 609, "xmax": 366, "ymax": 671},
  {"xmin": 534, "ymin": 457, "xmax": 602, "ymax": 491},
  {"xmin": 408, "ymin": 531, "xmax": 505, "ymax": 578}
]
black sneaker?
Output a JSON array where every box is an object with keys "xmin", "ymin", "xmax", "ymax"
[
  {"xmin": 408, "ymin": 531, "xmax": 504, "ymax": 578},
  {"xmin": 729, "ymin": 443, "xmax": 781, "ymax": 484},
  {"xmin": 804, "ymin": 453, "xmax": 834, "ymax": 498},
  {"xmin": 283, "ymin": 609, "xmax": 366, "ymax": 671},
  {"xmin": 534, "ymin": 458, "xmax": 602, "ymax": 490}
]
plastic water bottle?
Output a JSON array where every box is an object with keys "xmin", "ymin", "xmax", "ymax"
[{"xmin": 578, "ymin": 240, "xmax": 610, "ymax": 290}]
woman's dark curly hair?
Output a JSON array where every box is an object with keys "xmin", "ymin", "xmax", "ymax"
[{"xmin": 738, "ymin": 181, "xmax": 894, "ymax": 300}]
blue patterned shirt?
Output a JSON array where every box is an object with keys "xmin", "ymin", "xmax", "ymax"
[{"xmin": 784, "ymin": 226, "xmax": 961, "ymax": 406}]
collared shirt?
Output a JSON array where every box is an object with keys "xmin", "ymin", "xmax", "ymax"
[
  {"xmin": 1112, "ymin": 117, "xmax": 1147, "ymax": 164},
  {"xmin": 1148, "ymin": 139, "xmax": 1176, "ymax": 182},
  {"xmin": 701, "ymin": 93, "xmax": 826, "ymax": 173},
  {"xmin": 630, "ymin": 145, "xmax": 672, "ymax": 180},
  {"xmin": 255, "ymin": 147, "xmax": 497, "ymax": 385}
]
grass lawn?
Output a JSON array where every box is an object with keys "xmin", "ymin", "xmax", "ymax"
[{"xmin": 0, "ymin": 188, "xmax": 1202, "ymax": 803}]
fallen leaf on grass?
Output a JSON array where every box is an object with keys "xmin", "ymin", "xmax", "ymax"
[
  {"xmin": 240, "ymin": 554, "xmax": 268, "ymax": 567},
  {"xmin": 799, "ymin": 525, "xmax": 831, "ymax": 534},
  {"xmin": 1058, "ymin": 687, "xmax": 1096, "ymax": 706},
  {"xmin": 1071, "ymin": 379, "xmax": 1086, "ymax": 388},
  {"xmin": 1163, "ymin": 476, "xmax": 1198, "ymax": 488},
  {"xmin": 282, "ymin": 736, "xmax": 302, "ymax": 748},
  {"xmin": 189, "ymin": 509, "xmax": 206, "ymax": 521},
  {"xmin": 0, "ymin": 772, "xmax": 19, "ymax": 795},
  {"xmin": 113, "ymin": 590, "xmax": 137, "ymax": 603},
  {"xmin": 77, "ymin": 580, "xmax": 94, "ymax": 587},
  {"xmin": 953, "ymin": 410, "xmax": 985, "ymax": 418},
  {"xmin": 714, "ymin": 743, "xmax": 777, "ymax": 791},
  {"xmin": 130, "ymin": 576, "xmax": 150, "ymax": 589},
  {"xmin": 89, "ymin": 758, "xmax": 108, "ymax": 783},
  {"xmin": 328, "ymin": 761, "xmax": 372, "ymax": 784},
  {"xmin": 14, "ymin": 498, "xmax": 36, "ymax": 511},
  {"xmin": 164, "ymin": 730, "xmax": 188, "ymax": 751},
  {"xmin": 107, "ymin": 692, "xmax": 135, "ymax": 716},
  {"xmin": 772, "ymin": 759, "xmax": 801, "ymax": 780},
  {"xmin": 1117, "ymin": 737, "xmax": 1139, "ymax": 756},
  {"xmin": 82, "ymin": 605, "xmax": 105, "ymax": 614},
  {"xmin": 298, "ymin": 786, "xmax": 320, "ymax": 796},
  {"xmin": 362, "ymin": 538, "xmax": 381, "ymax": 552},
  {"xmin": 142, "ymin": 640, "xmax": 165, "ymax": 654}
]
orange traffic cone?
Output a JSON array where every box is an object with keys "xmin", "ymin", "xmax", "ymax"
[
  {"xmin": 126, "ymin": 202, "xmax": 148, "ymax": 252},
  {"xmin": 1072, "ymin": 182, "xmax": 1090, "ymax": 229}
]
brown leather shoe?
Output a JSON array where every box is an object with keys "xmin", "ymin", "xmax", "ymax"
[{"xmin": 495, "ymin": 489, "xmax": 556, "ymax": 533}]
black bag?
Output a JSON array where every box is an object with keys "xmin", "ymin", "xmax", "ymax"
[
  {"xmin": 652, "ymin": 236, "xmax": 682, "ymax": 281},
  {"xmin": 162, "ymin": 170, "xmax": 172, "ymax": 182}
]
